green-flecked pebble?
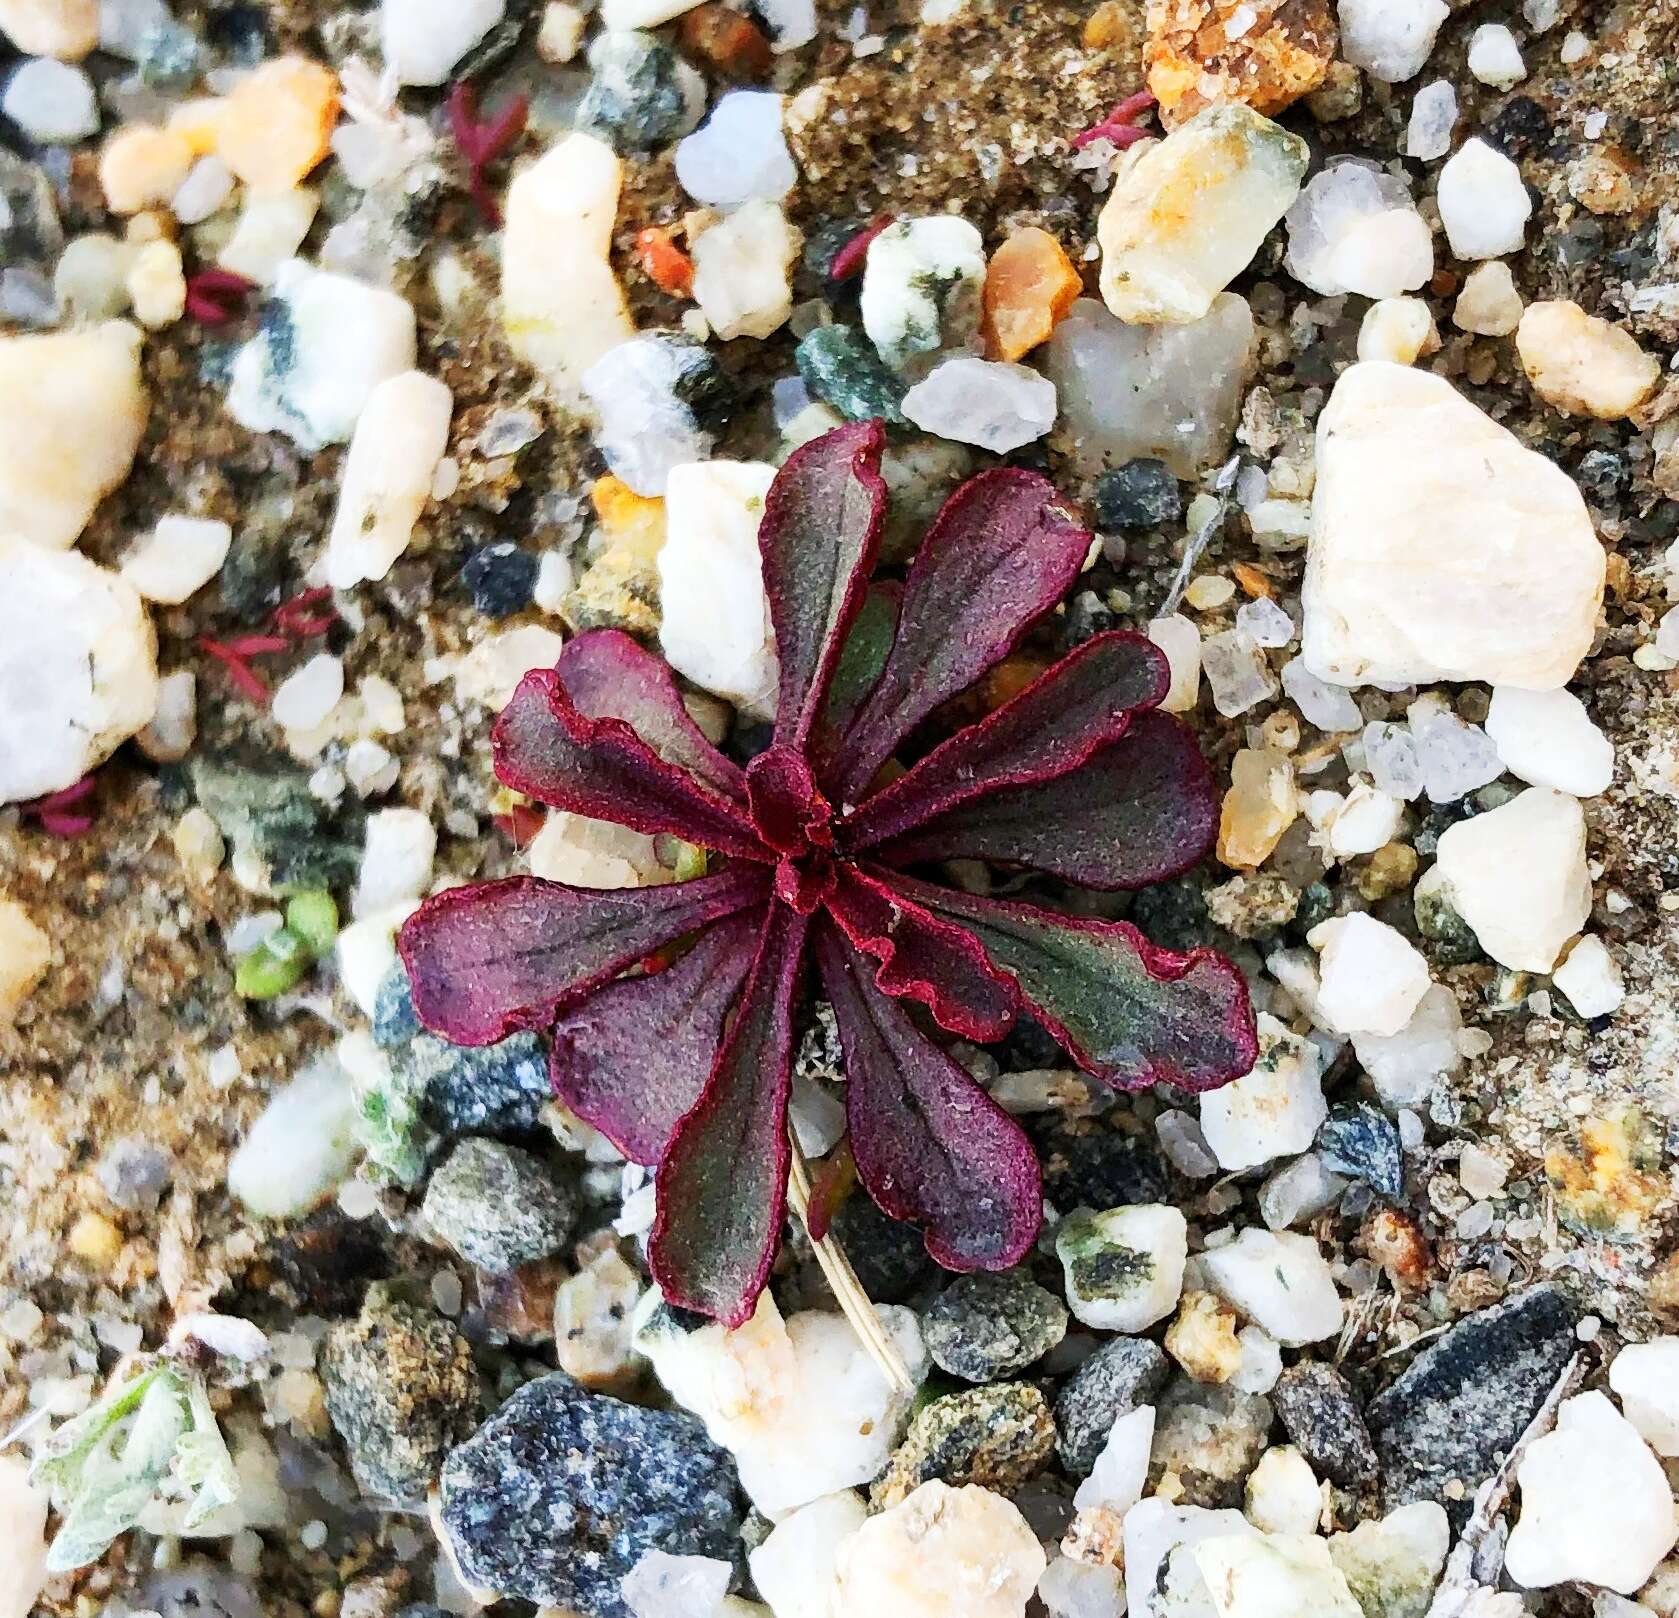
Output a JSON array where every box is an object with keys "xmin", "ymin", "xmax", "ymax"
[{"xmin": 795, "ymin": 325, "xmax": 907, "ymax": 425}]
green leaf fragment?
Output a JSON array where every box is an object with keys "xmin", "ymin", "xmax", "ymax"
[
  {"xmin": 284, "ymin": 890, "xmax": 340, "ymax": 956},
  {"xmin": 235, "ymin": 926, "xmax": 313, "ymax": 999}
]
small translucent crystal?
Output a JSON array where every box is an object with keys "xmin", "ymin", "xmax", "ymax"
[
  {"xmin": 1408, "ymin": 704, "xmax": 1502, "ymax": 802},
  {"xmin": 1361, "ymin": 720, "xmax": 1424, "ymax": 800},
  {"xmin": 1405, "ymin": 81, "xmax": 1457, "ymax": 160},
  {"xmin": 1236, "ymin": 596, "xmax": 1295, "ymax": 649},
  {"xmin": 622, "ymin": 1552, "xmax": 732, "ymax": 1618},
  {"xmin": 1203, "ymin": 629, "xmax": 1279, "ymax": 716},
  {"xmin": 1282, "ymin": 657, "xmax": 1362, "ymax": 732}
]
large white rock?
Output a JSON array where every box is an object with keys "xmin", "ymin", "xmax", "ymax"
[
  {"xmin": 1056, "ymin": 1203, "xmax": 1187, "ymax": 1332},
  {"xmin": 1609, "ymin": 1339, "xmax": 1679, "ymax": 1456},
  {"xmin": 503, "ymin": 134, "xmax": 635, "ymax": 398},
  {"xmin": 228, "ymin": 260, "xmax": 416, "ymax": 452},
  {"xmin": 1200, "ymin": 1012, "xmax": 1326, "ymax": 1171},
  {"xmin": 325, "ymin": 370, "xmax": 453, "ymax": 588},
  {"xmin": 381, "ymin": 0, "xmax": 506, "ymax": 85},
  {"xmin": 1301, "ymin": 362, "xmax": 1603, "ymax": 690},
  {"xmin": 1504, "ymin": 1391, "xmax": 1678, "ymax": 1594},
  {"xmin": 749, "ymin": 1492, "xmax": 868, "ymax": 1618},
  {"xmin": 0, "ymin": 321, "xmax": 145, "ymax": 550},
  {"xmin": 2, "ymin": 56, "xmax": 98, "ymax": 143},
  {"xmin": 1428, "ymin": 787, "xmax": 1591, "ymax": 972},
  {"xmin": 0, "ymin": 1454, "xmax": 48, "ymax": 1618},
  {"xmin": 635, "ymin": 1290, "xmax": 927, "ymax": 1519},
  {"xmin": 228, "ymin": 1054, "xmax": 360, "ymax": 1218},
  {"xmin": 1485, "ymin": 685, "xmax": 1613, "ymax": 796},
  {"xmin": 658, "ymin": 459, "xmax": 779, "ymax": 718},
  {"xmin": 1200, "ymin": 1229, "xmax": 1343, "ymax": 1346},
  {"xmin": 1098, "ymin": 105, "xmax": 1307, "ymax": 324},
  {"xmin": 1337, "ymin": 0, "xmax": 1448, "ymax": 80},
  {"xmin": 1194, "ymin": 1533, "xmax": 1364, "ymax": 1618},
  {"xmin": 1124, "ymin": 1501, "xmax": 1258, "ymax": 1618},
  {"xmin": 1042, "ymin": 295, "xmax": 1255, "ymax": 477},
  {"xmin": 1436, "ymin": 139, "xmax": 1531, "ymax": 260},
  {"xmin": 1310, "ymin": 912, "xmax": 1431, "ymax": 1037},
  {"xmin": 833, "ymin": 1482, "xmax": 1045, "ymax": 1618},
  {"xmin": 0, "ymin": 540, "xmax": 157, "ymax": 804}
]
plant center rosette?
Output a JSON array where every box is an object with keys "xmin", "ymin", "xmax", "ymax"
[{"xmin": 398, "ymin": 420, "xmax": 1258, "ymax": 1326}]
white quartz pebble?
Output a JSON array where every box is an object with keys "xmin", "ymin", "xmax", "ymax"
[
  {"xmin": 659, "ymin": 459, "xmax": 779, "ymax": 718},
  {"xmin": 1338, "ymin": 0, "xmax": 1448, "ymax": 80},
  {"xmin": 0, "ymin": 539, "xmax": 157, "ymax": 804},
  {"xmin": 352, "ymin": 807, "xmax": 436, "ymax": 917},
  {"xmin": 1551, "ymin": 934, "xmax": 1624, "ymax": 1018},
  {"xmin": 1246, "ymin": 1447, "xmax": 1321, "ymax": 1535},
  {"xmin": 1075, "ymin": 1405, "xmax": 1155, "ymax": 1513},
  {"xmin": 1285, "ymin": 159, "xmax": 1432, "ymax": 298},
  {"xmin": 1405, "ymin": 81, "xmax": 1456, "ymax": 159},
  {"xmin": 217, "ymin": 189, "xmax": 320, "ymax": 286},
  {"xmin": 172, "ymin": 155, "xmax": 234, "ymax": 223},
  {"xmin": 1195, "ymin": 1533, "xmax": 1362, "ymax": 1618},
  {"xmin": 690, "ymin": 200, "xmax": 801, "ymax": 341},
  {"xmin": 1301, "ymin": 362, "xmax": 1602, "ymax": 690},
  {"xmin": 1357, "ymin": 297, "xmax": 1434, "ymax": 364},
  {"xmin": 228, "ymin": 260, "xmax": 416, "ymax": 451},
  {"xmin": 636, "ymin": 1290, "xmax": 927, "ymax": 1519},
  {"xmin": 1200, "ymin": 1013, "xmax": 1326, "ymax": 1171},
  {"xmin": 1352, "ymin": 984, "xmax": 1463, "ymax": 1109},
  {"xmin": 1436, "ymin": 139, "xmax": 1532, "ymax": 260},
  {"xmin": 0, "ymin": 321, "xmax": 146, "ymax": 551},
  {"xmin": 1609, "ymin": 1340, "xmax": 1679, "ymax": 1456},
  {"xmin": 1310, "ymin": 912, "xmax": 1431, "ymax": 1037},
  {"xmin": 833, "ymin": 1482, "xmax": 1045, "ymax": 1618},
  {"xmin": 1504, "ymin": 1392, "xmax": 1678, "ymax": 1594},
  {"xmin": 381, "ymin": 0, "xmax": 506, "ymax": 86},
  {"xmin": 902, "ymin": 358, "xmax": 1057, "ymax": 453},
  {"xmin": 272, "ymin": 653, "xmax": 345, "ymax": 733},
  {"xmin": 862, "ymin": 216, "xmax": 986, "ymax": 371},
  {"xmin": 326, "ymin": 371, "xmax": 453, "ymax": 588},
  {"xmin": 228, "ymin": 1054, "xmax": 359, "ymax": 1218},
  {"xmin": 622, "ymin": 1552, "xmax": 731, "ymax": 1618},
  {"xmin": 1125, "ymin": 1501, "xmax": 1258, "ymax": 1618},
  {"xmin": 749, "ymin": 1492, "xmax": 867, "ymax": 1618},
  {"xmin": 503, "ymin": 133, "xmax": 635, "ymax": 398},
  {"xmin": 1468, "ymin": 23, "xmax": 1525, "ymax": 87},
  {"xmin": 1453, "ymin": 261, "xmax": 1523, "ymax": 335},
  {"xmin": 675, "ymin": 92, "xmax": 797, "ymax": 212},
  {"xmin": 1149, "ymin": 614, "xmax": 1203, "ymax": 712},
  {"xmin": 1326, "ymin": 1504, "xmax": 1450, "ymax": 1618},
  {"xmin": 120, "ymin": 514, "xmax": 232, "ymax": 605},
  {"xmin": 1409, "ymin": 704, "xmax": 1502, "ymax": 803},
  {"xmin": 1428, "ymin": 788, "xmax": 1591, "ymax": 972},
  {"xmin": 1038, "ymin": 1557, "xmax": 1125, "ymax": 1618},
  {"xmin": 1485, "ymin": 685, "xmax": 1613, "ymax": 796},
  {"xmin": 2, "ymin": 56, "xmax": 97, "ymax": 142},
  {"xmin": 1516, "ymin": 299, "xmax": 1660, "ymax": 421},
  {"xmin": 1201, "ymin": 1229, "xmax": 1344, "ymax": 1345}
]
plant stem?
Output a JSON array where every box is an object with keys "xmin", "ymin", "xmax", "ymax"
[{"xmin": 787, "ymin": 1133, "xmax": 915, "ymax": 1396}]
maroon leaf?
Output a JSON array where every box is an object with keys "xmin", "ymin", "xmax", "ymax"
[
  {"xmin": 650, "ymin": 903, "xmax": 810, "ymax": 1325},
  {"xmin": 824, "ymin": 863, "xmax": 1017, "ymax": 1041},
  {"xmin": 895, "ymin": 875, "xmax": 1257, "ymax": 1092},
  {"xmin": 397, "ymin": 866, "xmax": 767, "ymax": 1046},
  {"xmin": 865, "ymin": 710, "xmax": 1217, "ymax": 890},
  {"xmin": 814, "ymin": 922, "xmax": 1042, "ymax": 1271},
  {"xmin": 763, "ymin": 420, "xmax": 889, "ymax": 749},
  {"xmin": 831, "ymin": 470, "xmax": 1093, "ymax": 802},
  {"xmin": 550, "ymin": 629, "xmax": 748, "ymax": 803},
  {"xmin": 549, "ymin": 910, "xmax": 762, "ymax": 1165},
  {"xmin": 810, "ymin": 581, "xmax": 901, "ymax": 790},
  {"xmin": 746, "ymin": 744, "xmax": 834, "ymax": 856},
  {"xmin": 840, "ymin": 631, "xmax": 1169, "ymax": 851},
  {"xmin": 494, "ymin": 667, "xmax": 768, "ymax": 861}
]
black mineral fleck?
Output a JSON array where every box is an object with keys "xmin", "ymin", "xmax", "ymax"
[
  {"xmin": 1093, "ymin": 458, "xmax": 1181, "ymax": 530},
  {"xmin": 438, "ymin": 1373, "xmax": 744, "ymax": 1616},
  {"xmin": 461, "ymin": 543, "xmax": 539, "ymax": 618}
]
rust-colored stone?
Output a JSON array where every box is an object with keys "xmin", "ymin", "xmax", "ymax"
[{"xmin": 1145, "ymin": 0, "xmax": 1336, "ymax": 128}]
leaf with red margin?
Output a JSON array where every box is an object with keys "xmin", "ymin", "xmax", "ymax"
[
  {"xmin": 762, "ymin": 420, "xmax": 889, "ymax": 749},
  {"xmin": 824, "ymin": 863, "xmax": 1017, "ymax": 1041},
  {"xmin": 494, "ymin": 667, "xmax": 768, "ymax": 861},
  {"xmin": 549, "ymin": 629, "xmax": 748, "ymax": 803},
  {"xmin": 397, "ymin": 866, "xmax": 768, "ymax": 1046},
  {"xmin": 814, "ymin": 922, "xmax": 1042, "ymax": 1271},
  {"xmin": 840, "ymin": 631, "xmax": 1169, "ymax": 851},
  {"xmin": 830, "ymin": 470, "xmax": 1093, "ymax": 803},
  {"xmin": 548, "ymin": 910, "xmax": 762, "ymax": 1165},
  {"xmin": 650, "ymin": 904, "xmax": 810, "ymax": 1326},
  {"xmin": 865, "ymin": 710, "xmax": 1218, "ymax": 891},
  {"xmin": 746, "ymin": 745, "xmax": 834, "ymax": 856},
  {"xmin": 894, "ymin": 875, "xmax": 1258, "ymax": 1092}
]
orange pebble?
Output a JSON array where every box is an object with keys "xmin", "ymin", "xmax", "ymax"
[
  {"xmin": 679, "ymin": 3, "xmax": 774, "ymax": 78},
  {"xmin": 636, "ymin": 226, "xmax": 696, "ymax": 297},
  {"xmin": 981, "ymin": 226, "xmax": 1083, "ymax": 362},
  {"xmin": 216, "ymin": 56, "xmax": 339, "ymax": 193},
  {"xmin": 591, "ymin": 474, "xmax": 666, "ymax": 554},
  {"xmin": 99, "ymin": 125, "xmax": 195, "ymax": 215},
  {"xmin": 167, "ymin": 97, "xmax": 228, "ymax": 156}
]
